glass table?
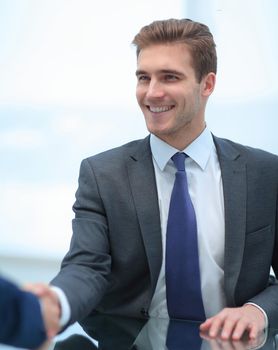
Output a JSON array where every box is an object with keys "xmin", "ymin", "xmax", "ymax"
[{"xmin": 47, "ymin": 314, "xmax": 278, "ymax": 350}]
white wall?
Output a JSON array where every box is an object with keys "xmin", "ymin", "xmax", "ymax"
[{"xmin": 0, "ymin": 0, "xmax": 277, "ymax": 283}]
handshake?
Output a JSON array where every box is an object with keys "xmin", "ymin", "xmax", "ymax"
[
  {"xmin": 24, "ymin": 283, "xmax": 62, "ymax": 339},
  {"xmin": 0, "ymin": 277, "xmax": 62, "ymax": 349}
]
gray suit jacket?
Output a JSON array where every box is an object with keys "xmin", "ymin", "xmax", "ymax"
[{"xmin": 51, "ymin": 135, "xmax": 278, "ymax": 327}]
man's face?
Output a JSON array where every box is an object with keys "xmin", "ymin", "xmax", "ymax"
[{"xmin": 136, "ymin": 43, "xmax": 214, "ymax": 148}]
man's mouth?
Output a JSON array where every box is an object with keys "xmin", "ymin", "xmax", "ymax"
[{"xmin": 147, "ymin": 105, "xmax": 174, "ymax": 113}]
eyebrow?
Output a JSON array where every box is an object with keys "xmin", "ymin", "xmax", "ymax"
[
  {"xmin": 135, "ymin": 69, "xmax": 185, "ymax": 77},
  {"xmin": 135, "ymin": 70, "xmax": 147, "ymax": 77}
]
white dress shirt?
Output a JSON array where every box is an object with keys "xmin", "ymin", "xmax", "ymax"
[{"xmin": 148, "ymin": 127, "xmax": 227, "ymax": 318}]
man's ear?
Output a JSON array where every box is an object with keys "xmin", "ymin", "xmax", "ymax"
[{"xmin": 202, "ymin": 72, "xmax": 216, "ymax": 97}]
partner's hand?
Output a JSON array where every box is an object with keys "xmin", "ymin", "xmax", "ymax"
[
  {"xmin": 24, "ymin": 283, "xmax": 61, "ymax": 338},
  {"xmin": 41, "ymin": 289, "xmax": 60, "ymax": 338},
  {"xmin": 199, "ymin": 305, "xmax": 266, "ymax": 340}
]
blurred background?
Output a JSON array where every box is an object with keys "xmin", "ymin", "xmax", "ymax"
[{"xmin": 0, "ymin": 0, "xmax": 277, "ymax": 286}]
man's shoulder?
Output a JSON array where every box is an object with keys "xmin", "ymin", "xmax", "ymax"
[
  {"xmin": 213, "ymin": 135, "xmax": 278, "ymax": 164},
  {"xmin": 82, "ymin": 136, "xmax": 151, "ymax": 167}
]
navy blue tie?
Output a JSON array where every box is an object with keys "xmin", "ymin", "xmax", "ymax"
[
  {"xmin": 166, "ymin": 320, "xmax": 202, "ymax": 350},
  {"xmin": 166, "ymin": 152, "xmax": 205, "ymax": 321}
]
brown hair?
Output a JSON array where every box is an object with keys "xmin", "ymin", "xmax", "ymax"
[{"xmin": 132, "ymin": 18, "xmax": 217, "ymax": 82}]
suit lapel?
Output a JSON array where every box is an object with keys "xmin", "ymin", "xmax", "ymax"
[
  {"xmin": 214, "ymin": 136, "xmax": 247, "ymax": 306},
  {"xmin": 126, "ymin": 137, "xmax": 162, "ymax": 296}
]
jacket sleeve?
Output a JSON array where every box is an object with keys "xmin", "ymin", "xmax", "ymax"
[
  {"xmin": 51, "ymin": 158, "xmax": 112, "ymax": 324},
  {"xmin": 0, "ymin": 277, "xmax": 46, "ymax": 348},
  {"xmin": 248, "ymin": 191, "xmax": 278, "ymax": 327}
]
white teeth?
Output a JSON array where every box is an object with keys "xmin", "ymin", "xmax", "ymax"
[{"xmin": 149, "ymin": 106, "xmax": 172, "ymax": 113}]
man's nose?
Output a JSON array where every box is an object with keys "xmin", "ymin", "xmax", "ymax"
[{"xmin": 146, "ymin": 80, "xmax": 165, "ymax": 99}]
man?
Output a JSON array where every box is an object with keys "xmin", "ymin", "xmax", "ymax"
[
  {"xmin": 0, "ymin": 276, "xmax": 60, "ymax": 348},
  {"xmin": 39, "ymin": 19, "xmax": 277, "ymax": 340}
]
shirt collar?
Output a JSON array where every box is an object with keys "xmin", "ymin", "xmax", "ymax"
[{"xmin": 150, "ymin": 127, "xmax": 214, "ymax": 171}]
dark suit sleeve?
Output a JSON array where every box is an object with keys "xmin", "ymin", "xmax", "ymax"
[
  {"xmin": 215, "ymin": 137, "xmax": 278, "ymax": 328},
  {"xmin": 51, "ymin": 158, "xmax": 112, "ymax": 324},
  {"xmin": 245, "ymin": 156, "xmax": 278, "ymax": 327},
  {"xmin": 0, "ymin": 277, "xmax": 46, "ymax": 348},
  {"xmin": 248, "ymin": 192, "xmax": 278, "ymax": 327}
]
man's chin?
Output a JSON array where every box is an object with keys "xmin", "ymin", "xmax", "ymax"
[{"xmin": 148, "ymin": 129, "xmax": 174, "ymax": 143}]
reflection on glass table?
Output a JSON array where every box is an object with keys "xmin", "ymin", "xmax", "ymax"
[{"xmin": 45, "ymin": 314, "xmax": 278, "ymax": 350}]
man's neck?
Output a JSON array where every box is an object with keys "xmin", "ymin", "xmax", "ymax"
[{"xmin": 156, "ymin": 123, "xmax": 206, "ymax": 151}]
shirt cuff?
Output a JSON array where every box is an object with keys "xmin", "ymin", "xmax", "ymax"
[
  {"xmin": 51, "ymin": 286, "xmax": 71, "ymax": 327},
  {"xmin": 245, "ymin": 302, "xmax": 268, "ymax": 329}
]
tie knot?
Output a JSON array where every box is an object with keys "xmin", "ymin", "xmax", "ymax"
[{"xmin": 171, "ymin": 152, "xmax": 187, "ymax": 171}]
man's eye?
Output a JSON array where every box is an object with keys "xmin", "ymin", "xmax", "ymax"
[
  {"xmin": 137, "ymin": 75, "xmax": 149, "ymax": 82},
  {"xmin": 165, "ymin": 74, "xmax": 178, "ymax": 81}
]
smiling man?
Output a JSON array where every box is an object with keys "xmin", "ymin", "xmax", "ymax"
[
  {"xmin": 135, "ymin": 42, "xmax": 214, "ymax": 151},
  {"xmin": 31, "ymin": 19, "xmax": 278, "ymax": 342}
]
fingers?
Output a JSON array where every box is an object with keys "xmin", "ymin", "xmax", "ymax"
[
  {"xmin": 23, "ymin": 282, "xmax": 52, "ymax": 297},
  {"xmin": 199, "ymin": 305, "xmax": 266, "ymax": 341},
  {"xmin": 202, "ymin": 337, "xmax": 244, "ymax": 350},
  {"xmin": 221, "ymin": 317, "xmax": 245, "ymax": 340},
  {"xmin": 24, "ymin": 283, "xmax": 61, "ymax": 339},
  {"xmin": 201, "ymin": 327, "xmax": 266, "ymax": 350},
  {"xmin": 40, "ymin": 292, "xmax": 61, "ymax": 338}
]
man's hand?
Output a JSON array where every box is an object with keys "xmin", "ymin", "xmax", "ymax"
[
  {"xmin": 201, "ymin": 330, "xmax": 267, "ymax": 350},
  {"xmin": 24, "ymin": 283, "xmax": 61, "ymax": 339},
  {"xmin": 199, "ymin": 305, "xmax": 266, "ymax": 340}
]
